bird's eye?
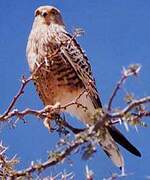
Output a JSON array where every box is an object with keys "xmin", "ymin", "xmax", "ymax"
[
  {"xmin": 51, "ymin": 9, "xmax": 58, "ymax": 16},
  {"xmin": 35, "ymin": 10, "xmax": 40, "ymax": 17}
]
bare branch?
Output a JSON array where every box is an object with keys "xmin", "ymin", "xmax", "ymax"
[
  {"xmin": 108, "ymin": 64, "xmax": 141, "ymax": 111},
  {"xmin": 111, "ymin": 96, "xmax": 150, "ymax": 119},
  {"xmin": 108, "ymin": 74, "xmax": 127, "ymax": 112},
  {"xmin": 9, "ymin": 128, "xmax": 95, "ymax": 178},
  {"xmin": 1, "ymin": 76, "xmax": 31, "ymax": 120},
  {"xmin": 0, "ymin": 30, "xmax": 148, "ymax": 180}
]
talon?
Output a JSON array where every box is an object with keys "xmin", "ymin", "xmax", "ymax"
[
  {"xmin": 44, "ymin": 102, "xmax": 61, "ymax": 115},
  {"xmin": 43, "ymin": 117, "xmax": 51, "ymax": 132}
]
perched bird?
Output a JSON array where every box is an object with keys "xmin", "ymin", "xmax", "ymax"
[{"xmin": 26, "ymin": 5, "xmax": 141, "ymax": 169}]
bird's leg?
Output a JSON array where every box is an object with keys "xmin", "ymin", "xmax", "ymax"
[{"xmin": 43, "ymin": 102, "xmax": 61, "ymax": 131}]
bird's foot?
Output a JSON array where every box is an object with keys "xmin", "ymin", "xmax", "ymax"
[
  {"xmin": 43, "ymin": 117, "xmax": 52, "ymax": 131},
  {"xmin": 44, "ymin": 102, "xmax": 61, "ymax": 114},
  {"xmin": 43, "ymin": 102, "xmax": 61, "ymax": 132}
]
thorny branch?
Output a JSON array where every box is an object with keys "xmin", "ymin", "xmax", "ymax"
[
  {"xmin": 107, "ymin": 96, "xmax": 150, "ymax": 126},
  {"xmin": 0, "ymin": 64, "xmax": 149, "ymax": 178},
  {"xmin": 1, "ymin": 76, "xmax": 32, "ymax": 120},
  {"xmin": 108, "ymin": 64, "xmax": 141, "ymax": 111},
  {"xmin": 10, "ymin": 131, "xmax": 90, "ymax": 178},
  {"xmin": 0, "ymin": 32, "xmax": 149, "ymax": 179},
  {"xmin": 0, "ymin": 125, "xmax": 100, "ymax": 179},
  {"xmin": 0, "ymin": 123, "xmax": 127, "ymax": 179},
  {"xmin": 112, "ymin": 96, "xmax": 150, "ymax": 119}
]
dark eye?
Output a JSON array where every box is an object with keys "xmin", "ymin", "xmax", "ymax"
[
  {"xmin": 35, "ymin": 10, "xmax": 40, "ymax": 17},
  {"xmin": 51, "ymin": 9, "xmax": 58, "ymax": 15}
]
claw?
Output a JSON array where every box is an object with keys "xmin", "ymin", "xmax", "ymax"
[{"xmin": 43, "ymin": 102, "xmax": 61, "ymax": 131}]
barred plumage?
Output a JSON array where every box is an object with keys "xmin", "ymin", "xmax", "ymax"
[{"xmin": 26, "ymin": 5, "xmax": 141, "ymax": 170}]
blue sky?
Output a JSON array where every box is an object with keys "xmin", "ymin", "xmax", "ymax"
[{"xmin": 0, "ymin": 1, "xmax": 150, "ymax": 179}]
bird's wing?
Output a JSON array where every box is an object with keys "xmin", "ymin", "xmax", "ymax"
[
  {"xmin": 55, "ymin": 31, "xmax": 102, "ymax": 109},
  {"xmin": 50, "ymin": 30, "xmax": 142, "ymax": 169}
]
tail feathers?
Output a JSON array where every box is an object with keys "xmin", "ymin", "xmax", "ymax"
[
  {"xmin": 107, "ymin": 126, "xmax": 141, "ymax": 157},
  {"xmin": 99, "ymin": 128, "xmax": 124, "ymax": 168}
]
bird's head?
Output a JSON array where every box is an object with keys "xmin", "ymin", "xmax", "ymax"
[{"xmin": 34, "ymin": 6, "xmax": 64, "ymax": 26}]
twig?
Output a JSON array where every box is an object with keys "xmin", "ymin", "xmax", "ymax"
[
  {"xmin": 10, "ymin": 129, "xmax": 93, "ymax": 178},
  {"xmin": 112, "ymin": 96, "xmax": 150, "ymax": 119},
  {"xmin": 61, "ymin": 89, "xmax": 87, "ymax": 111},
  {"xmin": 108, "ymin": 64, "xmax": 141, "ymax": 111},
  {"xmin": 132, "ymin": 111, "xmax": 150, "ymax": 118},
  {"xmin": 1, "ymin": 76, "xmax": 32, "ymax": 119},
  {"xmin": 0, "ymin": 107, "xmax": 85, "ymax": 134},
  {"xmin": 108, "ymin": 75, "xmax": 127, "ymax": 111},
  {"xmin": 67, "ymin": 28, "xmax": 84, "ymax": 47}
]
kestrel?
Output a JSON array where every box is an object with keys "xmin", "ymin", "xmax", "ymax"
[{"xmin": 26, "ymin": 5, "xmax": 141, "ymax": 169}]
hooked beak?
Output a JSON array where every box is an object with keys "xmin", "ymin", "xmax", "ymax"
[{"xmin": 41, "ymin": 11, "xmax": 48, "ymax": 17}]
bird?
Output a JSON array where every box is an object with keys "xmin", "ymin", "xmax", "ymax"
[{"xmin": 26, "ymin": 5, "xmax": 141, "ymax": 170}]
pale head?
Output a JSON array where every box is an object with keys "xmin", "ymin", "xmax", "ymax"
[{"xmin": 34, "ymin": 5, "xmax": 64, "ymax": 26}]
